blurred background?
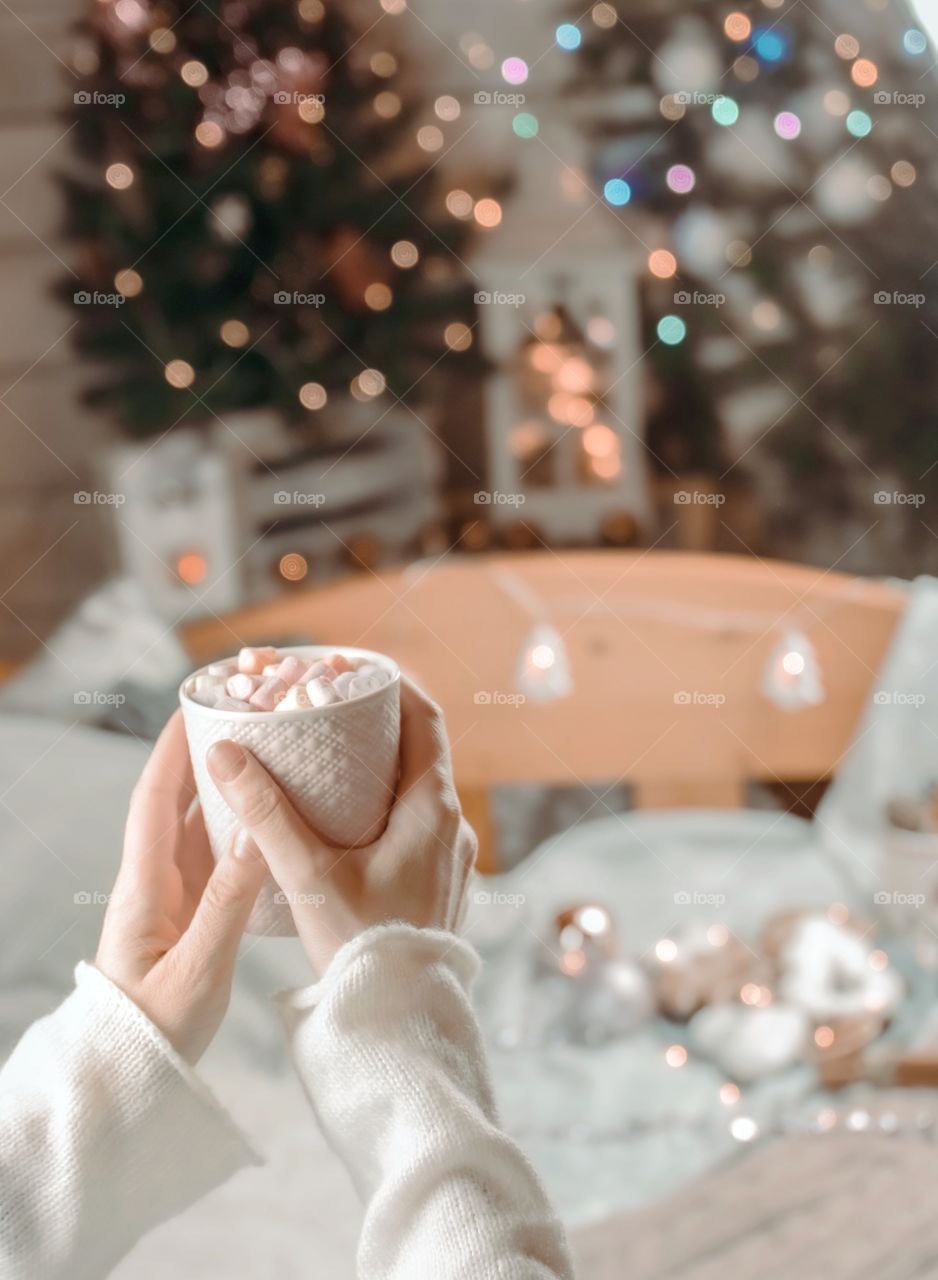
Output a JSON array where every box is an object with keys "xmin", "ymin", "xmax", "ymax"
[{"xmin": 6, "ymin": 1, "xmax": 938, "ymax": 1276}]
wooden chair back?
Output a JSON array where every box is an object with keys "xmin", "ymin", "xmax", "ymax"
[{"xmin": 183, "ymin": 551, "xmax": 906, "ymax": 871}]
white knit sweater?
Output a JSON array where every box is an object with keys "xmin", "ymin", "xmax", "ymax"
[{"xmin": 0, "ymin": 925, "xmax": 573, "ymax": 1280}]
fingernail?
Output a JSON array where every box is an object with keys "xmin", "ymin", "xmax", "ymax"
[
  {"xmin": 208, "ymin": 739, "xmax": 247, "ymax": 782},
  {"xmin": 233, "ymin": 831, "xmax": 262, "ymax": 861}
]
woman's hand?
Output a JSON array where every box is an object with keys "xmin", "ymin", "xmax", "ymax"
[
  {"xmin": 95, "ymin": 711, "xmax": 268, "ymax": 1063},
  {"xmin": 205, "ymin": 678, "xmax": 477, "ymax": 974}
]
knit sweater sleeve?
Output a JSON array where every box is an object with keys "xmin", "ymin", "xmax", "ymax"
[
  {"xmin": 274, "ymin": 924, "xmax": 575, "ymax": 1280},
  {"xmin": 0, "ymin": 962, "xmax": 260, "ymax": 1280}
]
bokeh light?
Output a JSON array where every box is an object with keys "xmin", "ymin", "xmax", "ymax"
[
  {"xmin": 446, "ymin": 189, "xmax": 474, "ymax": 219},
  {"xmin": 473, "ymin": 198, "xmax": 502, "ymax": 228},
  {"xmin": 444, "ymin": 322, "xmax": 473, "ymax": 351},
  {"xmin": 501, "ymin": 56, "xmax": 528, "ymax": 85},
  {"xmin": 657, "ymin": 315, "xmax": 686, "ymax": 345},
  {"xmin": 391, "ymin": 239, "xmax": 419, "ymax": 268},
  {"xmin": 891, "ymin": 160, "xmax": 916, "ymax": 186},
  {"xmin": 114, "ymin": 267, "xmax": 143, "ymax": 297},
  {"xmin": 753, "ymin": 28, "xmax": 788, "ymax": 62},
  {"xmin": 712, "ymin": 96, "xmax": 740, "ymax": 126},
  {"xmin": 279, "ymin": 553, "xmax": 308, "ymax": 582},
  {"xmin": 603, "ymin": 178, "xmax": 631, "ymax": 206},
  {"xmin": 298, "ymin": 382, "xmax": 327, "ymax": 410},
  {"xmin": 180, "ymin": 59, "xmax": 208, "ymax": 87},
  {"xmin": 774, "ymin": 111, "xmax": 802, "ymax": 139},
  {"xmin": 220, "ymin": 319, "xmax": 250, "ymax": 347},
  {"xmin": 370, "ymin": 51, "xmax": 397, "ymax": 77},
  {"xmin": 195, "ymin": 121, "xmax": 224, "ymax": 148},
  {"xmin": 666, "ymin": 164, "xmax": 696, "ymax": 194},
  {"xmin": 373, "ymin": 91, "xmax": 401, "ymax": 119},
  {"xmin": 105, "ymin": 163, "xmax": 134, "ymax": 189},
  {"xmin": 556, "ymin": 23, "xmax": 582, "ymax": 50},
  {"xmin": 834, "ymin": 33, "xmax": 860, "ymax": 59},
  {"xmin": 364, "ymin": 282, "xmax": 393, "ymax": 311},
  {"xmin": 846, "ymin": 109, "xmax": 872, "ymax": 137},
  {"xmin": 513, "ymin": 112, "xmax": 540, "ymax": 138},
  {"xmin": 434, "ymin": 94, "xmax": 460, "ymax": 121},
  {"xmin": 823, "ymin": 89, "xmax": 850, "ymax": 116},
  {"xmin": 164, "ymin": 359, "xmax": 195, "ymax": 389},
  {"xmin": 648, "ymin": 249, "xmax": 677, "ymax": 278},
  {"xmin": 851, "ymin": 58, "xmax": 878, "ymax": 87},
  {"xmin": 592, "ymin": 3, "xmax": 617, "ymax": 28},
  {"xmin": 903, "ymin": 28, "xmax": 927, "ymax": 55},
  {"xmin": 417, "ymin": 125, "xmax": 444, "ymax": 151},
  {"xmin": 724, "ymin": 12, "xmax": 752, "ymax": 40}
]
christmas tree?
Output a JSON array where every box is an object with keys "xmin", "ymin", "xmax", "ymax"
[
  {"xmin": 62, "ymin": 0, "xmax": 486, "ymax": 438},
  {"xmin": 572, "ymin": 0, "xmax": 938, "ymax": 555}
]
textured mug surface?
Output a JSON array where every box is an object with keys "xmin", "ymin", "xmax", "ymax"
[{"xmin": 179, "ymin": 645, "xmax": 401, "ymax": 936}]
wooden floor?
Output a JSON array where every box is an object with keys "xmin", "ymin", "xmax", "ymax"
[{"xmin": 571, "ymin": 1110, "xmax": 937, "ymax": 1279}]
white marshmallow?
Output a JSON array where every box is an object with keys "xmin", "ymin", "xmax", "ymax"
[
  {"xmin": 347, "ymin": 673, "xmax": 383, "ymax": 700},
  {"xmin": 306, "ymin": 677, "xmax": 341, "ymax": 707},
  {"xmin": 332, "ymin": 671, "xmax": 357, "ymax": 699},
  {"xmin": 214, "ymin": 696, "xmax": 253, "ymax": 712},
  {"xmin": 276, "ymin": 683, "xmax": 312, "ymax": 712}
]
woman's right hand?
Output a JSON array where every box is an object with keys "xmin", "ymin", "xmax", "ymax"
[{"xmin": 205, "ymin": 678, "xmax": 477, "ymax": 972}]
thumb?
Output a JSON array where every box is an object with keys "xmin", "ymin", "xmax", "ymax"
[{"xmin": 176, "ymin": 832, "xmax": 268, "ymax": 976}]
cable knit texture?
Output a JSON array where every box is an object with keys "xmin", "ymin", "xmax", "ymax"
[
  {"xmin": 0, "ymin": 962, "xmax": 259, "ymax": 1280},
  {"xmin": 275, "ymin": 923, "xmax": 575, "ymax": 1280}
]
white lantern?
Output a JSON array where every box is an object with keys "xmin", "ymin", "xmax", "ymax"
[{"xmin": 473, "ymin": 125, "xmax": 651, "ymax": 543}]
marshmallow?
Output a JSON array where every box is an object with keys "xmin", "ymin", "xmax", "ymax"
[
  {"xmin": 276, "ymin": 655, "xmax": 309, "ymax": 686},
  {"xmin": 347, "ymin": 673, "xmax": 383, "ymax": 699},
  {"xmin": 238, "ymin": 646, "xmax": 279, "ymax": 675},
  {"xmin": 192, "ymin": 648, "xmax": 394, "ymax": 712},
  {"xmin": 276, "ymin": 683, "xmax": 312, "ymax": 711},
  {"xmin": 306, "ymin": 677, "xmax": 342, "ymax": 707},
  {"xmin": 214, "ymin": 696, "xmax": 253, "ymax": 712},
  {"xmin": 303, "ymin": 659, "xmax": 334, "ymax": 682},
  {"xmin": 249, "ymin": 676, "xmax": 289, "ymax": 711},
  {"xmin": 227, "ymin": 673, "xmax": 259, "ymax": 701},
  {"xmin": 332, "ymin": 671, "xmax": 357, "ymax": 699}
]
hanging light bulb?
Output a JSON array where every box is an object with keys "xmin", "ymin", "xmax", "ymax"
[
  {"xmin": 762, "ymin": 629, "xmax": 824, "ymax": 710},
  {"xmin": 515, "ymin": 623, "xmax": 573, "ymax": 702}
]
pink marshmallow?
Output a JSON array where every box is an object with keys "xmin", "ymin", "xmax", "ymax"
[
  {"xmin": 328, "ymin": 653, "xmax": 353, "ymax": 675},
  {"xmin": 276, "ymin": 655, "xmax": 309, "ymax": 686},
  {"xmin": 302, "ymin": 659, "xmax": 334, "ymax": 682},
  {"xmin": 249, "ymin": 676, "xmax": 289, "ymax": 711},
  {"xmin": 226, "ymin": 672, "xmax": 259, "ymax": 700},
  {"xmin": 238, "ymin": 646, "xmax": 279, "ymax": 675}
]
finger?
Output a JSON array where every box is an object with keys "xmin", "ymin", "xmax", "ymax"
[
  {"xmin": 174, "ymin": 833, "xmax": 268, "ymax": 980},
  {"xmin": 123, "ymin": 711, "xmax": 198, "ymax": 884},
  {"xmin": 206, "ymin": 740, "xmax": 331, "ymax": 889},
  {"xmin": 395, "ymin": 678, "xmax": 452, "ymax": 797},
  {"xmin": 176, "ymin": 802, "xmax": 216, "ymax": 922}
]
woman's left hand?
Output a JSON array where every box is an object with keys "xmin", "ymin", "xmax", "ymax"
[{"xmin": 95, "ymin": 710, "xmax": 268, "ymax": 1063}]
